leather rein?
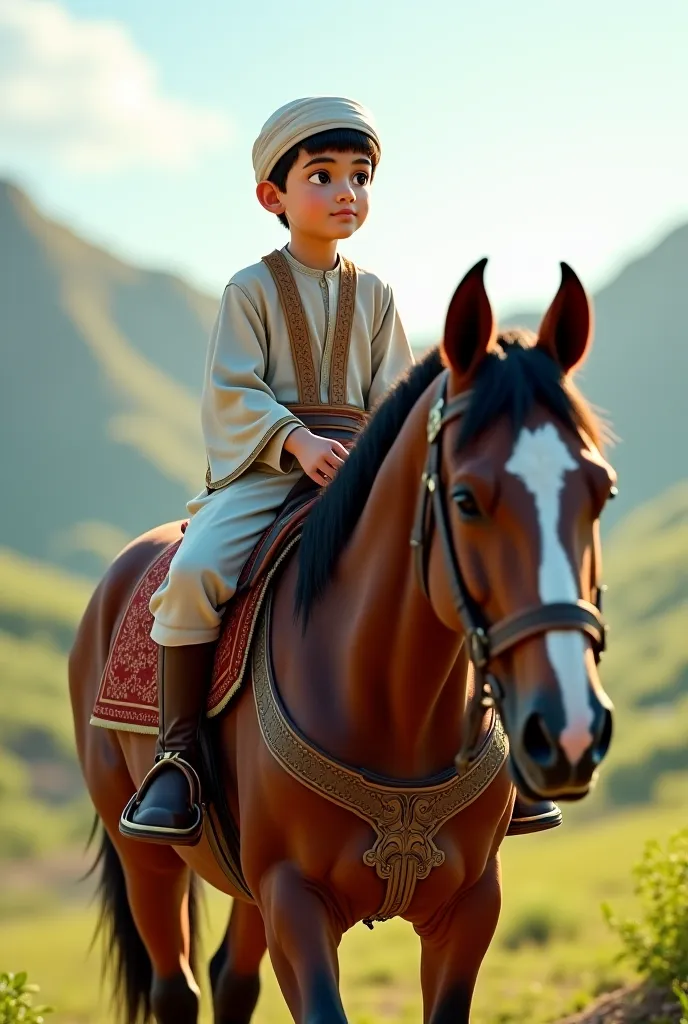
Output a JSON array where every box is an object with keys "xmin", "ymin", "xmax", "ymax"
[{"xmin": 410, "ymin": 371, "xmax": 608, "ymax": 772}]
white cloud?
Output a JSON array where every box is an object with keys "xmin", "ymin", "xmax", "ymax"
[{"xmin": 0, "ymin": 0, "xmax": 231, "ymax": 173}]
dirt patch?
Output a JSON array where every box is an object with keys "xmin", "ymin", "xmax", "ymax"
[{"xmin": 559, "ymin": 983, "xmax": 683, "ymax": 1023}]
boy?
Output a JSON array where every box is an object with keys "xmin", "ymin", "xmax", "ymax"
[
  {"xmin": 120, "ymin": 96, "xmax": 561, "ymax": 845},
  {"xmin": 120, "ymin": 96, "xmax": 414, "ymax": 845}
]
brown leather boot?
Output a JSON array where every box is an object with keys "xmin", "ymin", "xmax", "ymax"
[
  {"xmin": 119, "ymin": 642, "xmax": 215, "ymax": 845},
  {"xmin": 506, "ymin": 794, "xmax": 562, "ymax": 836}
]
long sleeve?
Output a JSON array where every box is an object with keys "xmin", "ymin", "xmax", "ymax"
[
  {"xmin": 203, "ymin": 283, "xmax": 303, "ymax": 490},
  {"xmin": 366, "ymin": 285, "xmax": 415, "ymax": 410}
]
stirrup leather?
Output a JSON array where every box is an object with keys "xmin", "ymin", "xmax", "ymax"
[{"xmin": 119, "ymin": 752, "xmax": 204, "ymax": 845}]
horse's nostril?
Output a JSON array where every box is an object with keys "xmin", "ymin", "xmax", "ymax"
[
  {"xmin": 592, "ymin": 708, "xmax": 613, "ymax": 765},
  {"xmin": 522, "ymin": 713, "xmax": 558, "ymax": 767}
]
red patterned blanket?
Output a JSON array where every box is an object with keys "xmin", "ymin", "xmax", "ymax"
[{"xmin": 90, "ymin": 531, "xmax": 299, "ymax": 734}]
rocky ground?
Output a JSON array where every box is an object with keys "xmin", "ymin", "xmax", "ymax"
[{"xmin": 559, "ymin": 983, "xmax": 684, "ymax": 1023}]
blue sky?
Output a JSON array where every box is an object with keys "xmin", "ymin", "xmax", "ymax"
[{"xmin": 2, "ymin": 0, "xmax": 686, "ymax": 336}]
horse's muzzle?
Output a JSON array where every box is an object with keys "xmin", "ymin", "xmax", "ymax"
[{"xmin": 504, "ymin": 690, "xmax": 613, "ymax": 801}]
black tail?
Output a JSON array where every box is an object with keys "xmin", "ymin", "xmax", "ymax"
[{"xmin": 86, "ymin": 817, "xmax": 199, "ymax": 1023}]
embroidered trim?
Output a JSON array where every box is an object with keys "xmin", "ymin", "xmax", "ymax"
[
  {"xmin": 89, "ymin": 717, "xmax": 158, "ymax": 735},
  {"xmin": 205, "ymin": 415, "xmax": 301, "ymax": 491},
  {"xmin": 262, "ymin": 251, "xmax": 318, "ymax": 404},
  {"xmin": 252, "ymin": 595, "xmax": 509, "ymax": 922},
  {"xmin": 329, "ymin": 257, "xmax": 357, "ymax": 405}
]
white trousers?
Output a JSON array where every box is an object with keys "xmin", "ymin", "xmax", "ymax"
[{"xmin": 149, "ymin": 467, "xmax": 304, "ymax": 646}]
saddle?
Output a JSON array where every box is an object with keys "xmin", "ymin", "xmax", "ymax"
[{"xmin": 91, "ymin": 407, "xmax": 369, "ymax": 736}]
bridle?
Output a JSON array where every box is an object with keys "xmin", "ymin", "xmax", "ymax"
[{"xmin": 410, "ymin": 371, "xmax": 608, "ymax": 772}]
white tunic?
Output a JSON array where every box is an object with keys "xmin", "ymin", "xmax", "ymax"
[{"xmin": 150, "ymin": 246, "xmax": 413, "ymax": 646}]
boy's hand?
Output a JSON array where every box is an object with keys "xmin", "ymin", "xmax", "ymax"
[{"xmin": 284, "ymin": 427, "xmax": 349, "ymax": 486}]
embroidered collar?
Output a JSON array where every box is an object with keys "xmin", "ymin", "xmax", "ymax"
[{"xmin": 282, "ymin": 246, "xmax": 341, "ymax": 280}]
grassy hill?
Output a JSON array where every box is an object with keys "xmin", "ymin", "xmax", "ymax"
[
  {"xmin": 0, "ymin": 551, "xmax": 95, "ymax": 857},
  {"xmin": 575, "ymin": 480, "xmax": 688, "ymax": 813}
]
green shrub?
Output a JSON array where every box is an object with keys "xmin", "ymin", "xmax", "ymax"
[
  {"xmin": 603, "ymin": 828, "xmax": 688, "ymax": 987},
  {"xmin": 500, "ymin": 902, "xmax": 578, "ymax": 950},
  {"xmin": 0, "ymin": 972, "xmax": 52, "ymax": 1023},
  {"xmin": 673, "ymin": 981, "xmax": 688, "ymax": 1024}
]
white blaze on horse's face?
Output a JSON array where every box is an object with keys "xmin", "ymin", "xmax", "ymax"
[{"xmin": 505, "ymin": 423, "xmax": 595, "ymax": 766}]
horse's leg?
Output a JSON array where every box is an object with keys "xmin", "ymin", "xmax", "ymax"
[
  {"xmin": 83, "ymin": 723, "xmax": 202, "ymax": 1024},
  {"xmin": 416, "ymin": 856, "xmax": 502, "ymax": 1024},
  {"xmin": 120, "ymin": 841, "xmax": 201, "ymax": 1023},
  {"xmin": 96, "ymin": 817, "xmax": 202, "ymax": 1024},
  {"xmin": 258, "ymin": 862, "xmax": 347, "ymax": 1024},
  {"xmin": 209, "ymin": 901, "xmax": 266, "ymax": 1024}
]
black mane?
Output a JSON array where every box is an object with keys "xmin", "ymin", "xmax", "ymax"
[
  {"xmin": 295, "ymin": 333, "xmax": 602, "ymax": 624},
  {"xmin": 457, "ymin": 331, "xmax": 602, "ymax": 451},
  {"xmin": 295, "ymin": 346, "xmax": 444, "ymax": 622}
]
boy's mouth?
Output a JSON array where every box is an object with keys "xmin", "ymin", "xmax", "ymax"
[{"xmin": 332, "ymin": 209, "xmax": 356, "ymax": 218}]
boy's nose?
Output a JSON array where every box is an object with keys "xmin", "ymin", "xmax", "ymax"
[{"xmin": 336, "ymin": 183, "xmax": 356, "ymax": 202}]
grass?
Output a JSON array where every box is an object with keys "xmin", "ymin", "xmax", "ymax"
[{"xmin": 0, "ymin": 803, "xmax": 681, "ymax": 1023}]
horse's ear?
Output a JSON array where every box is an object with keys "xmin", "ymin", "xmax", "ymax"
[
  {"xmin": 537, "ymin": 263, "xmax": 593, "ymax": 374},
  {"xmin": 441, "ymin": 258, "xmax": 496, "ymax": 386}
]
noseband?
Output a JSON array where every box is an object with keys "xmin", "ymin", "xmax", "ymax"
[{"xmin": 410, "ymin": 371, "xmax": 608, "ymax": 771}]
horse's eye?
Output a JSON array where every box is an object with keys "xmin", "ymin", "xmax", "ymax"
[{"xmin": 452, "ymin": 487, "xmax": 482, "ymax": 521}]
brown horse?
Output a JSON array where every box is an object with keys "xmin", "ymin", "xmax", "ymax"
[{"xmin": 70, "ymin": 260, "xmax": 616, "ymax": 1024}]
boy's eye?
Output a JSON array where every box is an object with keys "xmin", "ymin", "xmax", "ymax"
[
  {"xmin": 353, "ymin": 172, "xmax": 369, "ymax": 186},
  {"xmin": 308, "ymin": 170, "xmax": 330, "ymax": 185}
]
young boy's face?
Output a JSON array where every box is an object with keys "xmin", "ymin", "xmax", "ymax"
[{"xmin": 278, "ymin": 149, "xmax": 372, "ymax": 240}]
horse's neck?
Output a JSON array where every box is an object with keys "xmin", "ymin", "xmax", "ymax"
[{"xmin": 301, "ymin": 388, "xmax": 469, "ymax": 779}]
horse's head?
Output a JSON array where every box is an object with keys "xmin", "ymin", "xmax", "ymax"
[{"xmin": 421, "ymin": 260, "xmax": 616, "ymax": 800}]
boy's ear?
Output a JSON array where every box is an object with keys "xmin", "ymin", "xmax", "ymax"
[{"xmin": 256, "ymin": 181, "xmax": 285, "ymax": 216}]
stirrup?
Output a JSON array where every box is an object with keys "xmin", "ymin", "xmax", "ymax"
[
  {"xmin": 506, "ymin": 803, "xmax": 562, "ymax": 837},
  {"xmin": 119, "ymin": 753, "xmax": 204, "ymax": 846}
]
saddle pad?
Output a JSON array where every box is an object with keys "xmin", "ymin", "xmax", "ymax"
[{"xmin": 90, "ymin": 528, "xmax": 301, "ymax": 735}]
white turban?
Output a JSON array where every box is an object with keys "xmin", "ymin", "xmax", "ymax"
[{"xmin": 252, "ymin": 96, "xmax": 380, "ymax": 184}]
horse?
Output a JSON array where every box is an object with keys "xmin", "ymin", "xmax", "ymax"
[{"xmin": 69, "ymin": 259, "xmax": 616, "ymax": 1024}]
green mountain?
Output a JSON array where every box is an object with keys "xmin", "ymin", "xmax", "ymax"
[
  {"xmin": 2, "ymin": 179, "xmax": 686, "ymax": 577},
  {"xmin": 502, "ymin": 225, "xmax": 688, "ymax": 528},
  {"xmin": 1, "ymin": 180, "xmax": 213, "ymax": 576}
]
